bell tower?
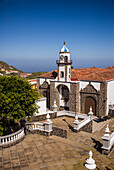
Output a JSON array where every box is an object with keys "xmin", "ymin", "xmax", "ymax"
[{"xmin": 56, "ymin": 42, "xmax": 72, "ymax": 82}]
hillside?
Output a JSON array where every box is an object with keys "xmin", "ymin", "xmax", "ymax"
[
  {"xmin": 0, "ymin": 61, "xmax": 24, "ymax": 73},
  {"xmin": 27, "ymin": 71, "xmax": 47, "ymax": 79},
  {"xmin": 0, "ymin": 61, "xmax": 47, "ymax": 78}
]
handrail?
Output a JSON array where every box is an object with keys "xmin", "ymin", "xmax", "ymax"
[
  {"xmin": 0, "ymin": 128, "xmax": 23, "ymax": 139},
  {"xmin": 26, "ymin": 122, "xmax": 45, "ymax": 131},
  {"xmin": 77, "ymin": 117, "xmax": 90, "ymax": 129},
  {"xmin": 0, "ymin": 128, "xmax": 25, "ymax": 146}
]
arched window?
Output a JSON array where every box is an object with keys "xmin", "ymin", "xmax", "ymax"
[{"xmin": 65, "ymin": 56, "xmax": 68, "ymax": 62}]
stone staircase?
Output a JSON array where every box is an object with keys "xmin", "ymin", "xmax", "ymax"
[{"xmin": 93, "ymin": 118, "xmax": 111, "ymax": 132}]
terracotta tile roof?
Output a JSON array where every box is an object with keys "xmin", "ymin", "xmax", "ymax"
[
  {"xmin": 37, "ymin": 66, "xmax": 114, "ymax": 82},
  {"xmin": 37, "ymin": 70, "xmax": 58, "ymax": 79},
  {"xmin": 71, "ymin": 66, "xmax": 114, "ymax": 81}
]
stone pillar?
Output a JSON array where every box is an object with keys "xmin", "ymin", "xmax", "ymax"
[
  {"xmin": 50, "ymin": 81, "xmax": 55, "ymax": 111},
  {"xmin": 85, "ymin": 151, "xmax": 96, "ymax": 170},
  {"xmin": 69, "ymin": 82, "xmax": 79, "ymax": 112},
  {"xmin": 44, "ymin": 113, "xmax": 53, "ymax": 132},
  {"xmin": 99, "ymin": 82, "xmax": 107, "ymax": 117}
]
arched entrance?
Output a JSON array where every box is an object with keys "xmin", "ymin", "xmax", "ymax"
[
  {"xmin": 85, "ymin": 96, "xmax": 96, "ymax": 115},
  {"xmin": 57, "ymin": 85, "xmax": 69, "ymax": 110}
]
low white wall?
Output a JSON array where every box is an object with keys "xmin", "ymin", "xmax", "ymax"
[
  {"xmin": 35, "ymin": 98, "xmax": 46, "ymax": 115},
  {"xmin": 107, "ymin": 80, "xmax": 114, "ymax": 115},
  {"xmin": 39, "ymin": 78, "xmax": 51, "ymax": 85}
]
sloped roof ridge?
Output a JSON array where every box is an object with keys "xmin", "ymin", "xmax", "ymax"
[{"xmin": 92, "ymin": 69, "xmax": 103, "ymax": 81}]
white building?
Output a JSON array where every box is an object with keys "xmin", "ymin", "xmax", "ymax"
[{"xmin": 37, "ymin": 42, "xmax": 114, "ymax": 117}]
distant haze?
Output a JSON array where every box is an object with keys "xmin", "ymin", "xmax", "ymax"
[{"xmin": 0, "ymin": 0, "xmax": 114, "ymax": 73}]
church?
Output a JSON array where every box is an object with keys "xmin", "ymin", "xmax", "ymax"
[{"xmin": 37, "ymin": 42, "xmax": 114, "ymax": 117}]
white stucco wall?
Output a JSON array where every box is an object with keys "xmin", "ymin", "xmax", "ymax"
[
  {"xmin": 79, "ymin": 81, "xmax": 100, "ymax": 91},
  {"xmin": 107, "ymin": 80, "xmax": 114, "ymax": 115},
  {"xmin": 59, "ymin": 65, "xmax": 65, "ymax": 81},
  {"xmin": 35, "ymin": 98, "xmax": 46, "ymax": 115},
  {"xmin": 39, "ymin": 78, "xmax": 51, "ymax": 85},
  {"xmin": 55, "ymin": 81, "xmax": 71, "ymax": 91},
  {"xmin": 67, "ymin": 65, "xmax": 71, "ymax": 82}
]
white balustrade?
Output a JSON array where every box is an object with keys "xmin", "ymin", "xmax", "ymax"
[
  {"xmin": 27, "ymin": 122, "xmax": 45, "ymax": 131},
  {"xmin": 0, "ymin": 128, "xmax": 25, "ymax": 146},
  {"xmin": 74, "ymin": 117, "xmax": 91, "ymax": 131}
]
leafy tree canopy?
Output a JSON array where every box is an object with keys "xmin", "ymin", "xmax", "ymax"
[{"xmin": 0, "ymin": 75, "xmax": 40, "ymax": 135}]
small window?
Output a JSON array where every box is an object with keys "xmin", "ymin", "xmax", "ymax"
[{"xmin": 61, "ymin": 71, "xmax": 64, "ymax": 78}]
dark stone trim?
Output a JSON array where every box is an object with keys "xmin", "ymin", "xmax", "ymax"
[
  {"xmin": 52, "ymin": 126, "xmax": 67, "ymax": 138},
  {"xmin": 69, "ymin": 83, "xmax": 79, "ymax": 112},
  {"xmin": 80, "ymin": 83, "xmax": 107, "ymax": 117},
  {"xmin": 27, "ymin": 129, "xmax": 52, "ymax": 137}
]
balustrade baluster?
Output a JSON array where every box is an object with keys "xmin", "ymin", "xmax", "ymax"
[
  {"xmin": 8, "ymin": 137, "xmax": 10, "ymax": 143},
  {"xmin": 2, "ymin": 138, "xmax": 4, "ymax": 144}
]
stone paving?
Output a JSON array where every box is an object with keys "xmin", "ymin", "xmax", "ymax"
[{"xmin": 0, "ymin": 117, "xmax": 114, "ymax": 170}]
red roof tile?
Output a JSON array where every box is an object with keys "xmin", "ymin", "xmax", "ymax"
[{"xmin": 37, "ymin": 66, "xmax": 114, "ymax": 82}]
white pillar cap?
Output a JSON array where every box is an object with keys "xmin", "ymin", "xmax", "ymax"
[
  {"xmin": 104, "ymin": 124, "xmax": 110, "ymax": 137},
  {"xmin": 85, "ymin": 151, "xmax": 96, "ymax": 170}
]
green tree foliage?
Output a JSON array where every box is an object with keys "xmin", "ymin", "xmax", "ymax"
[{"xmin": 0, "ymin": 76, "xmax": 40, "ymax": 135}]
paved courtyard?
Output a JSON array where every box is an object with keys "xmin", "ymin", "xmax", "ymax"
[{"xmin": 0, "ymin": 117, "xmax": 114, "ymax": 170}]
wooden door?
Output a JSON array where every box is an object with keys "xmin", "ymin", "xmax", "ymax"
[{"xmin": 85, "ymin": 97, "xmax": 96, "ymax": 115}]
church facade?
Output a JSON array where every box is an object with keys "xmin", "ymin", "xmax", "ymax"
[{"xmin": 37, "ymin": 42, "xmax": 114, "ymax": 117}]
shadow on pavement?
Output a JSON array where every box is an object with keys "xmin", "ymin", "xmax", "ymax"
[
  {"xmin": 62, "ymin": 119, "xmax": 74, "ymax": 131},
  {"xmin": 94, "ymin": 116, "xmax": 108, "ymax": 123},
  {"xmin": 91, "ymin": 137, "xmax": 102, "ymax": 154}
]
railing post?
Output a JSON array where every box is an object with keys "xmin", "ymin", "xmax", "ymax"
[
  {"xmin": 101, "ymin": 124, "xmax": 112, "ymax": 154},
  {"xmin": 53, "ymin": 100, "xmax": 57, "ymax": 117},
  {"xmin": 88, "ymin": 107, "xmax": 93, "ymax": 120},
  {"xmin": 74, "ymin": 114, "xmax": 79, "ymax": 130},
  {"xmin": 85, "ymin": 151, "xmax": 96, "ymax": 170},
  {"xmin": 44, "ymin": 113, "xmax": 53, "ymax": 133}
]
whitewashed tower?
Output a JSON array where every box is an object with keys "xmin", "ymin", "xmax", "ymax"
[{"xmin": 56, "ymin": 42, "xmax": 72, "ymax": 82}]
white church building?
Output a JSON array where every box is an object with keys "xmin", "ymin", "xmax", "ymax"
[{"xmin": 37, "ymin": 42, "xmax": 114, "ymax": 117}]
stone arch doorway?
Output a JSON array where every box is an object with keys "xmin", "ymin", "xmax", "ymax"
[
  {"xmin": 57, "ymin": 85, "xmax": 69, "ymax": 110},
  {"xmin": 85, "ymin": 96, "xmax": 96, "ymax": 115}
]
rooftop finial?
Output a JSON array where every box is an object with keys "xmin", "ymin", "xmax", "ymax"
[{"xmin": 64, "ymin": 41, "xmax": 65, "ymax": 45}]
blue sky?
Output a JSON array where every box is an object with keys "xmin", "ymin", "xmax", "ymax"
[{"xmin": 0, "ymin": 0, "xmax": 114, "ymax": 72}]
